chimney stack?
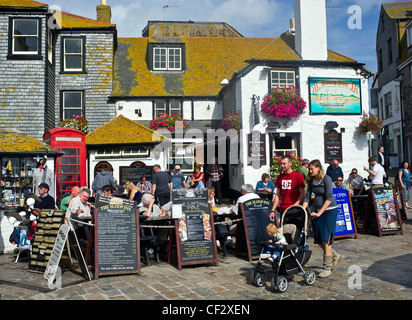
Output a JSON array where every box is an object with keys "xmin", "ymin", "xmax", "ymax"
[
  {"xmin": 97, "ymin": 0, "xmax": 111, "ymax": 24},
  {"xmin": 294, "ymin": 0, "xmax": 327, "ymax": 61}
]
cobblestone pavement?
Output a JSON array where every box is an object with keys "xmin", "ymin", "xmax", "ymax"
[{"xmin": 1, "ymin": 211, "xmax": 412, "ymax": 301}]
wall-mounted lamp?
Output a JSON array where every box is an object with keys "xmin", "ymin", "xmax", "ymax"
[
  {"xmin": 268, "ymin": 121, "xmax": 281, "ymax": 129},
  {"xmin": 325, "ymin": 121, "xmax": 339, "ymax": 129},
  {"xmin": 135, "ymin": 109, "xmax": 142, "ymax": 118}
]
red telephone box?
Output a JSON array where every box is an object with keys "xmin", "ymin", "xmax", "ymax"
[{"xmin": 43, "ymin": 128, "xmax": 87, "ymax": 197}]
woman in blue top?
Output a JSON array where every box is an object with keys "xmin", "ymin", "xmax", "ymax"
[
  {"xmin": 302, "ymin": 159, "xmax": 341, "ymax": 278},
  {"xmin": 256, "ymin": 173, "xmax": 275, "ymax": 199},
  {"xmin": 398, "ymin": 161, "xmax": 411, "ymax": 209}
]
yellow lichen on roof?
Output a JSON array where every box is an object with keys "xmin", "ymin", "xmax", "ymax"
[
  {"xmin": 0, "ymin": 0, "xmax": 47, "ymax": 8},
  {"xmin": 85, "ymin": 115, "xmax": 167, "ymax": 146},
  {"xmin": 58, "ymin": 11, "xmax": 115, "ymax": 29},
  {"xmin": 0, "ymin": 130, "xmax": 56, "ymax": 153},
  {"xmin": 383, "ymin": 1, "xmax": 412, "ymax": 19}
]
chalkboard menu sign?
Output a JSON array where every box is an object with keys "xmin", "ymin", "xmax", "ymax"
[
  {"xmin": 119, "ymin": 162, "xmax": 153, "ymax": 185},
  {"xmin": 237, "ymin": 198, "xmax": 272, "ymax": 262},
  {"xmin": 94, "ymin": 201, "xmax": 140, "ymax": 278},
  {"xmin": 362, "ymin": 188, "xmax": 403, "ymax": 236},
  {"xmin": 171, "ymin": 189, "xmax": 218, "ymax": 269},
  {"xmin": 332, "ymin": 189, "xmax": 358, "ymax": 239},
  {"xmin": 324, "ymin": 129, "xmax": 342, "ymax": 163}
]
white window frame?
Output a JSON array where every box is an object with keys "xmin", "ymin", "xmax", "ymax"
[
  {"xmin": 154, "ymin": 100, "xmax": 182, "ymax": 118},
  {"xmin": 63, "ymin": 37, "xmax": 84, "ymax": 72},
  {"xmin": 271, "ymin": 69, "xmax": 295, "ymax": 88},
  {"xmin": 12, "ymin": 19, "xmax": 39, "ymax": 55},
  {"xmin": 62, "ymin": 91, "xmax": 84, "ymax": 120},
  {"xmin": 153, "ymin": 47, "xmax": 182, "ymax": 71},
  {"xmin": 407, "ymin": 25, "xmax": 412, "ymax": 48}
]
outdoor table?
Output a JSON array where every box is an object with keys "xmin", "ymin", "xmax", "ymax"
[
  {"xmin": 139, "ymin": 215, "xmax": 175, "ymax": 265},
  {"xmin": 213, "ymin": 212, "xmax": 238, "ymax": 256},
  {"xmin": 351, "ymin": 194, "xmax": 368, "ymax": 222}
]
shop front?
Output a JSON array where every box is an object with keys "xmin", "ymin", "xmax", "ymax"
[{"xmin": 0, "ymin": 128, "xmax": 60, "ymax": 254}]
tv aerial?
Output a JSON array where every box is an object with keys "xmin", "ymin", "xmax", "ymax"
[{"xmin": 163, "ymin": 4, "xmax": 180, "ymax": 20}]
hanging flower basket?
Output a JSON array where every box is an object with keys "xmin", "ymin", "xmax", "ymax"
[
  {"xmin": 220, "ymin": 113, "xmax": 241, "ymax": 132},
  {"xmin": 150, "ymin": 113, "xmax": 190, "ymax": 132},
  {"xmin": 269, "ymin": 153, "xmax": 302, "ymax": 181},
  {"xmin": 261, "ymin": 86, "xmax": 307, "ymax": 120},
  {"xmin": 58, "ymin": 115, "xmax": 90, "ymax": 134},
  {"xmin": 358, "ymin": 113, "xmax": 384, "ymax": 134}
]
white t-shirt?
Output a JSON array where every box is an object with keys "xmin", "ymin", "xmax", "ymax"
[
  {"xmin": 232, "ymin": 193, "xmax": 261, "ymax": 215},
  {"xmin": 371, "ymin": 163, "xmax": 385, "ymax": 185}
]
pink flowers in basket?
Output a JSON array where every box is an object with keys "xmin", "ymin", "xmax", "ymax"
[
  {"xmin": 150, "ymin": 113, "xmax": 190, "ymax": 132},
  {"xmin": 261, "ymin": 86, "xmax": 306, "ymax": 120},
  {"xmin": 358, "ymin": 113, "xmax": 384, "ymax": 134}
]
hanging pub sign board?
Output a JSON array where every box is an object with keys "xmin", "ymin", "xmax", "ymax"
[
  {"xmin": 362, "ymin": 188, "xmax": 403, "ymax": 236},
  {"xmin": 332, "ymin": 189, "xmax": 358, "ymax": 239},
  {"xmin": 237, "ymin": 198, "xmax": 272, "ymax": 262},
  {"xmin": 94, "ymin": 199, "xmax": 140, "ymax": 278},
  {"xmin": 247, "ymin": 131, "xmax": 266, "ymax": 169},
  {"xmin": 324, "ymin": 129, "xmax": 343, "ymax": 163},
  {"xmin": 171, "ymin": 188, "xmax": 218, "ymax": 270}
]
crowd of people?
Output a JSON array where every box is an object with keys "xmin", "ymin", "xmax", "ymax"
[{"xmin": 26, "ymin": 144, "xmax": 410, "ymax": 277}]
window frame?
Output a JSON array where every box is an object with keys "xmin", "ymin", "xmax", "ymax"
[
  {"xmin": 60, "ymin": 90, "xmax": 85, "ymax": 121},
  {"xmin": 153, "ymin": 100, "xmax": 183, "ymax": 118},
  {"xmin": 148, "ymin": 43, "xmax": 186, "ymax": 71},
  {"xmin": 60, "ymin": 36, "xmax": 86, "ymax": 74},
  {"xmin": 270, "ymin": 69, "xmax": 296, "ymax": 89},
  {"xmin": 384, "ymin": 91, "xmax": 392, "ymax": 119},
  {"xmin": 8, "ymin": 17, "xmax": 42, "ymax": 60}
]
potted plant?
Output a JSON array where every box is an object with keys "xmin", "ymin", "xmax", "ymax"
[
  {"xmin": 150, "ymin": 113, "xmax": 190, "ymax": 132},
  {"xmin": 261, "ymin": 86, "xmax": 307, "ymax": 120},
  {"xmin": 358, "ymin": 113, "xmax": 384, "ymax": 134},
  {"xmin": 220, "ymin": 113, "xmax": 241, "ymax": 132},
  {"xmin": 58, "ymin": 115, "xmax": 90, "ymax": 134}
]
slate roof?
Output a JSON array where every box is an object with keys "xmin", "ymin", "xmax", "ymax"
[
  {"xmin": 382, "ymin": 1, "xmax": 412, "ymax": 19},
  {"xmin": 113, "ymin": 32, "xmax": 359, "ymax": 98},
  {"xmin": 0, "ymin": 0, "xmax": 47, "ymax": 8},
  {"xmin": 85, "ymin": 115, "xmax": 167, "ymax": 146},
  {"xmin": 0, "ymin": 129, "xmax": 57, "ymax": 154}
]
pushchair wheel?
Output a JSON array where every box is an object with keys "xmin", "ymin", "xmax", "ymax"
[
  {"xmin": 271, "ymin": 275, "xmax": 288, "ymax": 293},
  {"xmin": 303, "ymin": 269, "xmax": 316, "ymax": 285},
  {"xmin": 250, "ymin": 269, "xmax": 266, "ymax": 287}
]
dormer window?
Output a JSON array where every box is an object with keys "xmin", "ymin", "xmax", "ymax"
[{"xmin": 148, "ymin": 43, "xmax": 185, "ymax": 71}]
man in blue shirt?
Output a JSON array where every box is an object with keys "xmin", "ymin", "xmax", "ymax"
[
  {"xmin": 171, "ymin": 165, "xmax": 186, "ymax": 189},
  {"xmin": 34, "ymin": 182, "xmax": 55, "ymax": 210},
  {"xmin": 326, "ymin": 159, "xmax": 344, "ymax": 182}
]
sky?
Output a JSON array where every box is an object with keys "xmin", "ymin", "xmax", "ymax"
[{"xmin": 48, "ymin": 0, "xmax": 408, "ymax": 75}]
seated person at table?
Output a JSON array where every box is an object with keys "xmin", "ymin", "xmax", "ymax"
[
  {"xmin": 208, "ymin": 187, "xmax": 216, "ymax": 207},
  {"xmin": 136, "ymin": 175, "xmax": 152, "ymax": 194},
  {"xmin": 332, "ymin": 175, "xmax": 350, "ymax": 191},
  {"xmin": 102, "ymin": 184, "xmax": 113, "ymax": 196},
  {"xmin": 139, "ymin": 193, "xmax": 172, "ymax": 218},
  {"xmin": 124, "ymin": 182, "xmax": 143, "ymax": 204},
  {"xmin": 347, "ymin": 168, "xmax": 364, "ymax": 195},
  {"xmin": 65, "ymin": 188, "xmax": 93, "ymax": 240},
  {"xmin": 189, "ymin": 166, "xmax": 205, "ymax": 189},
  {"xmin": 231, "ymin": 184, "xmax": 260, "ymax": 215},
  {"xmin": 256, "ymin": 173, "xmax": 275, "ymax": 198},
  {"xmin": 171, "ymin": 165, "xmax": 186, "ymax": 189}
]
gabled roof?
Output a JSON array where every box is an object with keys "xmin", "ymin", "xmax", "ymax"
[
  {"xmin": 85, "ymin": 115, "xmax": 167, "ymax": 146},
  {"xmin": 113, "ymin": 32, "xmax": 359, "ymax": 98},
  {"xmin": 0, "ymin": 128, "xmax": 57, "ymax": 154},
  {"xmin": 0, "ymin": 0, "xmax": 47, "ymax": 9},
  {"xmin": 382, "ymin": 1, "xmax": 412, "ymax": 19},
  {"xmin": 58, "ymin": 10, "xmax": 115, "ymax": 29}
]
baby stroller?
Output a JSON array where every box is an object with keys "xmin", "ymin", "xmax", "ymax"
[{"xmin": 250, "ymin": 205, "xmax": 316, "ymax": 293}]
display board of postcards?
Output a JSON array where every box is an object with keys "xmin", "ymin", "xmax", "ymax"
[{"xmin": 28, "ymin": 209, "xmax": 66, "ymax": 273}]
